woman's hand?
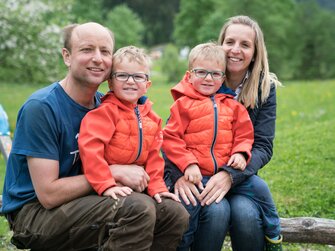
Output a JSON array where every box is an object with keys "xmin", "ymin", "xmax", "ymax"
[
  {"xmin": 174, "ymin": 176, "xmax": 203, "ymax": 206},
  {"xmin": 199, "ymin": 171, "xmax": 232, "ymax": 206},
  {"xmin": 109, "ymin": 164, "xmax": 150, "ymax": 192}
]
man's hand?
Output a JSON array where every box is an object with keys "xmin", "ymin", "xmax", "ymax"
[
  {"xmin": 109, "ymin": 164, "xmax": 150, "ymax": 192},
  {"xmin": 199, "ymin": 171, "xmax": 232, "ymax": 206}
]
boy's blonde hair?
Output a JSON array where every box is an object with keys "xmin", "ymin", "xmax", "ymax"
[
  {"xmin": 188, "ymin": 42, "xmax": 226, "ymax": 71},
  {"xmin": 112, "ymin": 45, "xmax": 151, "ymax": 73}
]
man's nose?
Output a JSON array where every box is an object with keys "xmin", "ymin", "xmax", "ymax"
[{"xmin": 92, "ymin": 50, "xmax": 103, "ymax": 63}]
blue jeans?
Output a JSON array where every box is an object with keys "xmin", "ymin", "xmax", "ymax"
[
  {"xmin": 177, "ymin": 176, "xmax": 230, "ymax": 251},
  {"xmin": 177, "ymin": 175, "xmax": 280, "ymax": 251},
  {"xmin": 230, "ymin": 175, "xmax": 281, "ymax": 238}
]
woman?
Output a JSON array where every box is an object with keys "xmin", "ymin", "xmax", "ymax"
[{"xmin": 164, "ymin": 15, "xmax": 282, "ymax": 251}]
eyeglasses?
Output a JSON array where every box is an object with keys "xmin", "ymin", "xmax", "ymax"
[
  {"xmin": 191, "ymin": 69, "xmax": 225, "ymax": 80},
  {"xmin": 111, "ymin": 72, "xmax": 149, "ymax": 83}
]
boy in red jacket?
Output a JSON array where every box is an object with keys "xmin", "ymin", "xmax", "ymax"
[
  {"xmin": 163, "ymin": 42, "xmax": 280, "ymax": 251},
  {"xmin": 79, "ymin": 46, "xmax": 189, "ymax": 250}
]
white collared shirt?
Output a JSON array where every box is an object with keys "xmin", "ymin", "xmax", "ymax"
[{"xmin": 234, "ymin": 71, "xmax": 250, "ymax": 100}]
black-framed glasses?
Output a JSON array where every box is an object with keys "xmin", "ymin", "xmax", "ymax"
[
  {"xmin": 191, "ymin": 69, "xmax": 225, "ymax": 80},
  {"xmin": 111, "ymin": 72, "xmax": 149, "ymax": 83}
]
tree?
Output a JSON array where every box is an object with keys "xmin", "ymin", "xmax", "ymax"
[
  {"xmin": 294, "ymin": 0, "xmax": 335, "ymax": 79},
  {"xmin": 70, "ymin": 0, "xmax": 104, "ymax": 23},
  {"xmin": 102, "ymin": 0, "xmax": 180, "ymax": 46},
  {"xmin": 0, "ymin": 0, "xmax": 73, "ymax": 84},
  {"xmin": 159, "ymin": 44, "xmax": 187, "ymax": 83},
  {"xmin": 173, "ymin": 0, "xmax": 220, "ymax": 48},
  {"xmin": 105, "ymin": 5, "xmax": 145, "ymax": 49}
]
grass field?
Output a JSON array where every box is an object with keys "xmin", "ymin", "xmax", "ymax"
[{"xmin": 0, "ymin": 79, "xmax": 334, "ymax": 250}]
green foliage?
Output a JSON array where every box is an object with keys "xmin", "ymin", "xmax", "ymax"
[
  {"xmin": 0, "ymin": 0, "xmax": 72, "ymax": 84},
  {"xmin": 173, "ymin": 0, "xmax": 335, "ymax": 80},
  {"xmin": 293, "ymin": 1, "xmax": 335, "ymax": 79},
  {"xmin": 105, "ymin": 5, "xmax": 145, "ymax": 49},
  {"xmin": 158, "ymin": 44, "xmax": 188, "ymax": 84},
  {"xmin": 70, "ymin": 0, "xmax": 104, "ymax": 23},
  {"xmin": 102, "ymin": 0, "xmax": 179, "ymax": 46},
  {"xmin": 173, "ymin": 0, "xmax": 220, "ymax": 47}
]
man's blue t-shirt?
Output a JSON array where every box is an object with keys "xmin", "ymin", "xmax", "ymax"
[{"xmin": 1, "ymin": 82, "xmax": 102, "ymax": 213}]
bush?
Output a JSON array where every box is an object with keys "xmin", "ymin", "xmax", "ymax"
[{"xmin": 159, "ymin": 44, "xmax": 187, "ymax": 84}]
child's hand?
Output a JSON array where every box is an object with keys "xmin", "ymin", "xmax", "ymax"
[
  {"xmin": 153, "ymin": 192, "xmax": 181, "ymax": 203},
  {"xmin": 185, "ymin": 164, "xmax": 203, "ymax": 186},
  {"xmin": 227, "ymin": 153, "xmax": 247, "ymax": 171},
  {"xmin": 102, "ymin": 186, "xmax": 133, "ymax": 200}
]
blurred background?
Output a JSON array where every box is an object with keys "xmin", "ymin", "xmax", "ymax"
[{"xmin": 1, "ymin": 0, "xmax": 335, "ymax": 86}]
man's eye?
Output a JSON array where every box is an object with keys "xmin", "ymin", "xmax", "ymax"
[{"xmin": 101, "ymin": 49, "xmax": 111, "ymax": 55}]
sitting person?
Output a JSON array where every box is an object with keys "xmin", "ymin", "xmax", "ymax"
[
  {"xmin": 1, "ymin": 22, "xmax": 187, "ymax": 251},
  {"xmin": 163, "ymin": 42, "xmax": 281, "ymax": 251},
  {"xmin": 78, "ymin": 45, "xmax": 189, "ymax": 251}
]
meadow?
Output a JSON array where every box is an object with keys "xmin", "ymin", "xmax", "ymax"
[{"xmin": 0, "ymin": 79, "xmax": 334, "ymax": 250}]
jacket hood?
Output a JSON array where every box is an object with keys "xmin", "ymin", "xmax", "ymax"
[
  {"xmin": 101, "ymin": 92, "xmax": 152, "ymax": 115},
  {"xmin": 171, "ymin": 73, "xmax": 236, "ymax": 101}
]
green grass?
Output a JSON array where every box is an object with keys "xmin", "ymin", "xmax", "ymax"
[{"xmin": 0, "ymin": 79, "xmax": 334, "ymax": 250}]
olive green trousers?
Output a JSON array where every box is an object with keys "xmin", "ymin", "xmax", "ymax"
[{"xmin": 9, "ymin": 192, "xmax": 189, "ymax": 251}]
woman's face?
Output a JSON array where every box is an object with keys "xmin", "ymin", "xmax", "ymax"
[{"xmin": 222, "ymin": 24, "xmax": 255, "ymax": 78}]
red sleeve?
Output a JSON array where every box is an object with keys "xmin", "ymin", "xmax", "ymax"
[
  {"xmin": 145, "ymin": 116, "xmax": 169, "ymax": 197},
  {"xmin": 162, "ymin": 99, "xmax": 199, "ymax": 172},
  {"xmin": 230, "ymin": 101, "xmax": 254, "ymax": 164},
  {"xmin": 78, "ymin": 104, "xmax": 117, "ymax": 195}
]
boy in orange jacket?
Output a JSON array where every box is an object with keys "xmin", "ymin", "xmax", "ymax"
[
  {"xmin": 163, "ymin": 42, "xmax": 254, "ymax": 188},
  {"xmin": 79, "ymin": 46, "xmax": 189, "ymax": 250},
  {"xmin": 162, "ymin": 42, "xmax": 280, "ymax": 251}
]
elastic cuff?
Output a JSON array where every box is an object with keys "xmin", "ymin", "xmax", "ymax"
[{"xmin": 265, "ymin": 234, "xmax": 283, "ymax": 244}]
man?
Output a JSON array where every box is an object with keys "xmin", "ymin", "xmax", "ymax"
[{"xmin": 1, "ymin": 22, "xmax": 188, "ymax": 251}]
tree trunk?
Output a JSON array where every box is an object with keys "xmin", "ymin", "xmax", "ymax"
[{"xmin": 281, "ymin": 217, "xmax": 335, "ymax": 245}]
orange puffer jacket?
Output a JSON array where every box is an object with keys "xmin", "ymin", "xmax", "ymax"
[
  {"xmin": 163, "ymin": 75, "xmax": 254, "ymax": 176},
  {"xmin": 79, "ymin": 92, "xmax": 168, "ymax": 196}
]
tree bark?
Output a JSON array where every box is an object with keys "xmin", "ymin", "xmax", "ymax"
[{"xmin": 281, "ymin": 217, "xmax": 335, "ymax": 245}]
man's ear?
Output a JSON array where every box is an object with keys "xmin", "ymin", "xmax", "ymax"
[{"xmin": 62, "ymin": 48, "xmax": 71, "ymax": 67}]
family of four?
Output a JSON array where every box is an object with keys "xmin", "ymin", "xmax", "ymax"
[{"xmin": 1, "ymin": 15, "xmax": 282, "ymax": 251}]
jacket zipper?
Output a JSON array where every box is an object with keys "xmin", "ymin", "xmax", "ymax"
[
  {"xmin": 210, "ymin": 95, "xmax": 218, "ymax": 173},
  {"xmin": 134, "ymin": 106, "xmax": 143, "ymax": 162}
]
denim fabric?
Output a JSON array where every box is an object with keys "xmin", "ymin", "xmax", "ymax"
[
  {"xmin": 229, "ymin": 175, "xmax": 281, "ymax": 238},
  {"xmin": 177, "ymin": 176, "xmax": 230, "ymax": 251},
  {"xmin": 228, "ymin": 194, "xmax": 265, "ymax": 251}
]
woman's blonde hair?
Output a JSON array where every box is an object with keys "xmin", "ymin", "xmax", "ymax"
[{"xmin": 218, "ymin": 15, "xmax": 281, "ymax": 108}]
